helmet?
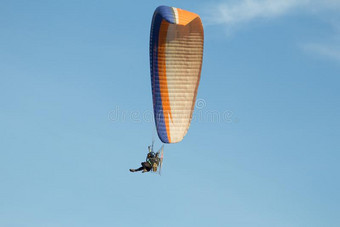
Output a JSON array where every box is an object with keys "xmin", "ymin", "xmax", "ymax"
[{"xmin": 147, "ymin": 152, "xmax": 155, "ymax": 159}]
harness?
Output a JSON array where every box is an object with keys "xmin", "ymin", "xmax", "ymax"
[{"xmin": 147, "ymin": 156, "xmax": 160, "ymax": 172}]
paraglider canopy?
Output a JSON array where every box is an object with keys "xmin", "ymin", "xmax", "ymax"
[{"xmin": 150, "ymin": 6, "xmax": 204, "ymax": 144}]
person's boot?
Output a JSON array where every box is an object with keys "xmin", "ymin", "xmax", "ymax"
[{"xmin": 129, "ymin": 169, "xmax": 135, "ymax": 172}]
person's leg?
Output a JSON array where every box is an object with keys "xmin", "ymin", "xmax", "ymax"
[
  {"xmin": 142, "ymin": 162, "xmax": 152, "ymax": 172},
  {"xmin": 130, "ymin": 162, "xmax": 152, "ymax": 173},
  {"xmin": 130, "ymin": 161, "xmax": 151, "ymax": 172},
  {"xmin": 130, "ymin": 166, "xmax": 144, "ymax": 172},
  {"xmin": 130, "ymin": 162, "xmax": 145, "ymax": 172},
  {"xmin": 135, "ymin": 167, "xmax": 144, "ymax": 172}
]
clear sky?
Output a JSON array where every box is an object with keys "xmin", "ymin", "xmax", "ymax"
[{"xmin": 1, "ymin": 0, "xmax": 340, "ymax": 226}]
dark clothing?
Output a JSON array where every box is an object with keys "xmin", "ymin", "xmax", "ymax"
[
  {"xmin": 132, "ymin": 162, "xmax": 152, "ymax": 172},
  {"xmin": 130, "ymin": 148, "xmax": 161, "ymax": 173},
  {"xmin": 130, "ymin": 157, "xmax": 160, "ymax": 173}
]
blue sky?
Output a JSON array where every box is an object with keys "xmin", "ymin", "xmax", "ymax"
[{"xmin": 1, "ymin": 0, "xmax": 339, "ymax": 226}]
